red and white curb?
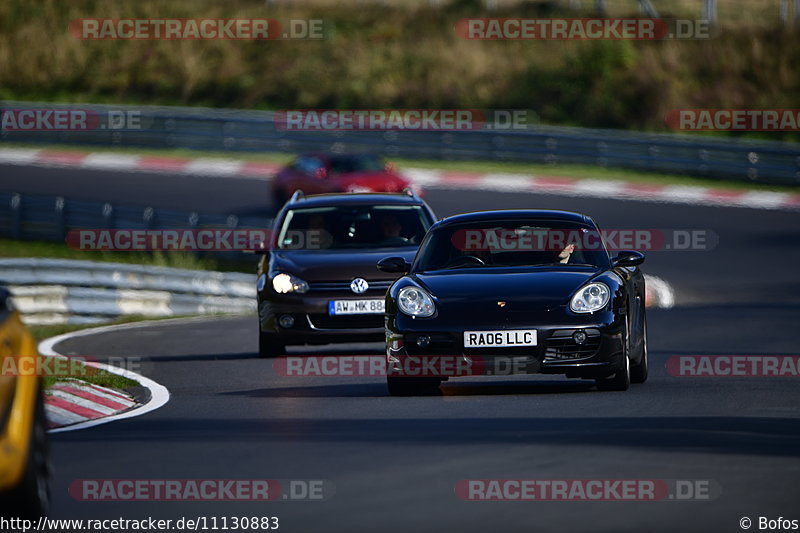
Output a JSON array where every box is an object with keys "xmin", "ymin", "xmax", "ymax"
[
  {"xmin": 0, "ymin": 147, "xmax": 281, "ymax": 178},
  {"xmin": 44, "ymin": 379, "xmax": 138, "ymax": 430},
  {"xmin": 1, "ymin": 147, "xmax": 798, "ymax": 211},
  {"xmin": 38, "ymin": 320, "xmax": 172, "ymax": 433}
]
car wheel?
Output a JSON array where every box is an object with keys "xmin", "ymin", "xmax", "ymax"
[
  {"xmin": 630, "ymin": 315, "xmax": 648, "ymax": 384},
  {"xmin": 258, "ymin": 331, "xmax": 285, "ymax": 359},
  {"xmin": 596, "ymin": 317, "xmax": 631, "ymax": 392},
  {"xmin": 0, "ymin": 386, "xmax": 51, "ymax": 519},
  {"xmin": 387, "ymin": 377, "xmax": 442, "ymax": 396}
]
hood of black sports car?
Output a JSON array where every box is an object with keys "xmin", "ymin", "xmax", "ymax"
[
  {"xmin": 414, "ymin": 267, "xmax": 600, "ymax": 316},
  {"xmin": 272, "ymin": 249, "xmax": 417, "ymax": 282}
]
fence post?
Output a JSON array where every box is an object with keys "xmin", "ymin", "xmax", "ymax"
[
  {"xmin": 702, "ymin": 0, "xmax": 718, "ymax": 24},
  {"xmin": 595, "ymin": 0, "xmax": 607, "ymax": 16},
  {"xmin": 780, "ymin": 0, "xmax": 789, "ymax": 26},
  {"xmin": 55, "ymin": 196, "xmax": 66, "ymax": 240},
  {"xmin": 10, "ymin": 193, "xmax": 22, "ymax": 240},
  {"xmin": 639, "ymin": 0, "xmax": 659, "ymax": 17}
]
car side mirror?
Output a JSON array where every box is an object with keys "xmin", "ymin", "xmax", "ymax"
[
  {"xmin": 612, "ymin": 250, "xmax": 645, "ymax": 267},
  {"xmin": 377, "ymin": 256, "xmax": 410, "ymax": 274}
]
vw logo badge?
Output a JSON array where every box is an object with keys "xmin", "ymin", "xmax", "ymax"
[{"xmin": 350, "ymin": 278, "xmax": 369, "ymax": 294}]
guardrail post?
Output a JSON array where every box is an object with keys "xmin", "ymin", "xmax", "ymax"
[
  {"xmin": 102, "ymin": 203, "xmax": 115, "ymax": 228},
  {"xmin": 189, "ymin": 212, "xmax": 200, "ymax": 258},
  {"xmin": 143, "ymin": 207, "xmax": 155, "ymax": 230},
  {"xmin": 55, "ymin": 196, "xmax": 66, "ymax": 240},
  {"xmin": 10, "ymin": 193, "xmax": 22, "ymax": 240}
]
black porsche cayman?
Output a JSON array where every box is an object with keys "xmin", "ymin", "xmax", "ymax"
[{"xmin": 377, "ymin": 209, "xmax": 648, "ymax": 396}]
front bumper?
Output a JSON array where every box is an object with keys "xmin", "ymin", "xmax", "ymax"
[
  {"xmin": 258, "ymin": 290, "xmax": 387, "ymax": 345},
  {"xmin": 385, "ymin": 313, "xmax": 624, "ymax": 380}
]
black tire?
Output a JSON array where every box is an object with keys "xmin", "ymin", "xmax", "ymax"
[
  {"xmin": 387, "ymin": 377, "xmax": 442, "ymax": 396},
  {"xmin": 596, "ymin": 317, "xmax": 631, "ymax": 392},
  {"xmin": 258, "ymin": 331, "xmax": 285, "ymax": 359},
  {"xmin": 0, "ymin": 385, "xmax": 51, "ymax": 519},
  {"xmin": 630, "ymin": 314, "xmax": 648, "ymax": 384}
]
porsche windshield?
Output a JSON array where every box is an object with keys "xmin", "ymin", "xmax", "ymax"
[
  {"xmin": 414, "ymin": 220, "xmax": 610, "ymax": 270},
  {"xmin": 278, "ymin": 205, "xmax": 430, "ymax": 250}
]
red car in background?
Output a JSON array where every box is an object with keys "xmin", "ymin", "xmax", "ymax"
[{"xmin": 271, "ymin": 153, "xmax": 415, "ymax": 206}]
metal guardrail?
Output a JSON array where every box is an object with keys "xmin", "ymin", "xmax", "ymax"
[
  {"xmin": 1, "ymin": 101, "xmax": 799, "ymax": 186},
  {"xmin": 0, "ymin": 189, "xmax": 270, "ymax": 324},
  {"xmin": 0, "ymin": 190, "xmax": 273, "ymax": 254},
  {"xmin": 2, "ymin": 258, "xmax": 257, "ymax": 325}
]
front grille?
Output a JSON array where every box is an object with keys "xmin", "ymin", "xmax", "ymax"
[
  {"xmin": 307, "ymin": 314, "xmax": 383, "ymax": 330},
  {"xmin": 308, "ymin": 280, "xmax": 393, "ymax": 293},
  {"xmin": 544, "ymin": 329, "xmax": 601, "ymax": 360}
]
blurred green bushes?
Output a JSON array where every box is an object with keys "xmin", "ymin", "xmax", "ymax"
[{"xmin": 1, "ymin": 0, "xmax": 798, "ymax": 139}]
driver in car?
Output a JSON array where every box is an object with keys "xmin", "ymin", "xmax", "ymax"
[{"xmin": 379, "ymin": 213, "xmax": 409, "ymax": 246}]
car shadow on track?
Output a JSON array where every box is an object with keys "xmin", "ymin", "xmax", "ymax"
[
  {"xmin": 222, "ymin": 379, "xmax": 599, "ymax": 398},
  {"xmin": 441, "ymin": 380, "xmax": 598, "ymax": 396}
]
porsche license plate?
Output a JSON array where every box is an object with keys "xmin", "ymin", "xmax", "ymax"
[
  {"xmin": 463, "ymin": 329, "xmax": 538, "ymax": 348},
  {"xmin": 329, "ymin": 299, "xmax": 385, "ymax": 315}
]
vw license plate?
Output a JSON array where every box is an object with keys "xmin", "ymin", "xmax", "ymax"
[
  {"xmin": 329, "ymin": 299, "xmax": 385, "ymax": 315},
  {"xmin": 463, "ymin": 329, "xmax": 538, "ymax": 348}
]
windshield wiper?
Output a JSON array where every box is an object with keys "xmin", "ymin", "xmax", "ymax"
[
  {"xmin": 441, "ymin": 263, "xmax": 487, "ymax": 270},
  {"xmin": 536, "ymin": 262, "xmax": 596, "ymax": 267}
]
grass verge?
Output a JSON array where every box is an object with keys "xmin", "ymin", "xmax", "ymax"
[{"xmin": 0, "ymin": 237, "xmax": 256, "ymax": 273}]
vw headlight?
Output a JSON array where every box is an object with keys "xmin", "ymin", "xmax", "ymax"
[
  {"xmin": 397, "ymin": 286, "xmax": 435, "ymax": 318},
  {"xmin": 272, "ymin": 273, "xmax": 309, "ymax": 294},
  {"xmin": 570, "ymin": 282, "xmax": 610, "ymax": 313}
]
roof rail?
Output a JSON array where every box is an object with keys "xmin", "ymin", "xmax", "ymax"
[
  {"xmin": 402, "ymin": 187, "xmax": 418, "ymax": 199},
  {"xmin": 289, "ymin": 190, "xmax": 305, "ymax": 203}
]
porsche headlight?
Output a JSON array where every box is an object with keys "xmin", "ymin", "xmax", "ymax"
[
  {"xmin": 272, "ymin": 273, "xmax": 309, "ymax": 294},
  {"xmin": 570, "ymin": 282, "xmax": 610, "ymax": 313},
  {"xmin": 397, "ymin": 286, "xmax": 435, "ymax": 318}
]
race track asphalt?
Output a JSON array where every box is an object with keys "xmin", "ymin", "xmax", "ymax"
[{"xmin": 7, "ymin": 163, "xmax": 800, "ymax": 532}]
